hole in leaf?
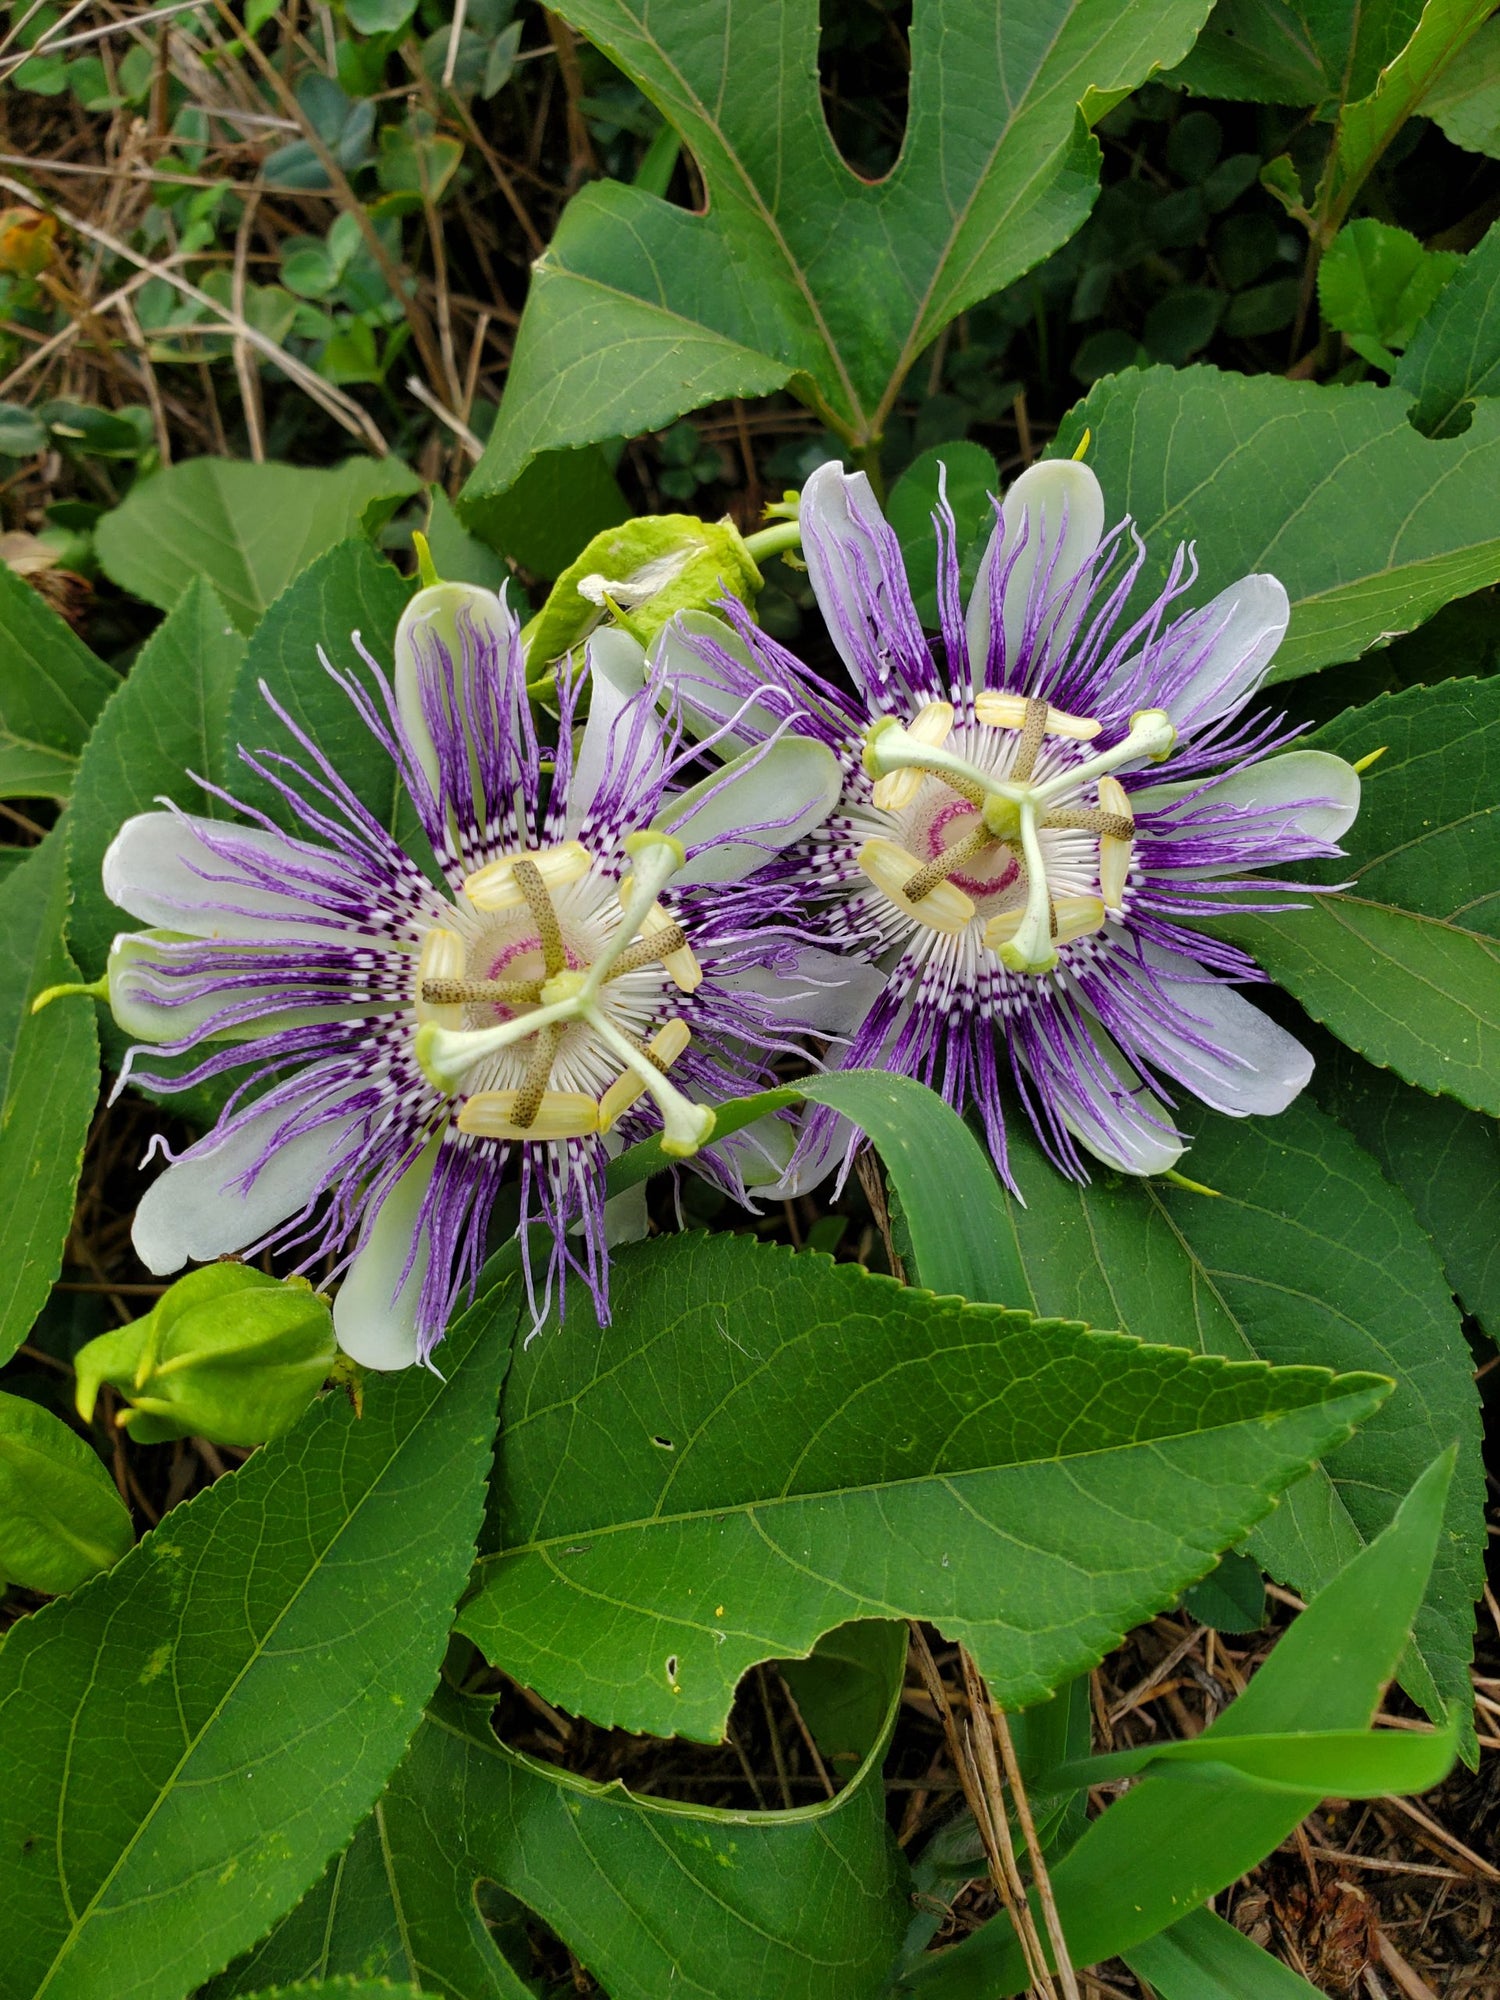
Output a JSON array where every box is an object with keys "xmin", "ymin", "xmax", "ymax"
[
  {"xmin": 651, "ymin": 1434, "xmax": 675, "ymax": 1450},
  {"xmin": 818, "ymin": 0, "xmax": 912, "ymax": 181},
  {"xmin": 665, "ymin": 1654, "xmax": 679, "ymax": 1681}
]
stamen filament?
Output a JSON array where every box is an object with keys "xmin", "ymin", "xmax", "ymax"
[
  {"xmin": 511, "ymin": 857, "xmax": 566, "ymax": 979},
  {"xmin": 605, "ymin": 923, "xmax": 691, "ymax": 980},
  {"xmin": 1031, "ymin": 709, "xmax": 1175, "ymax": 804},
  {"xmin": 901, "ymin": 822, "xmax": 997, "ymax": 903},
  {"xmin": 420, "ymin": 977, "xmax": 544, "ymax": 1007},
  {"xmin": 994, "ymin": 801, "xmax": 1058, "ymax": 975},
  {"xmin": 584, "ymin": 1004, "xmax": 715, "ymax": 1156},
  {"xmin": 415, "ymin": 994, "xmax": 579, "ymax": 1093}
]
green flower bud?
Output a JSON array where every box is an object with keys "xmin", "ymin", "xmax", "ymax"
[
  {"xmin": 524, "ymin": 514, "xmax": 763, "ymax": 671},
  {"xmin": 74, "ymin": 1265, "xmax": 338, "ymax": 1448},
  {"xmin": 0, "ymin": 1388, "xmax": 133, "ymax": 1595}
]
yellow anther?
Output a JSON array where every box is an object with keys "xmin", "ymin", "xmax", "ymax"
[
  {"xmin": 1096, "ymin": 776, "xmax": 1134, "ymax": 911},
  {"xmin": 872, "ymin": 700, "xmax": 954, "ymax": 813},
  {"xmin": 973, "ymin": 691, "xmax": 1101, "ymax": 741},
  {"xmin": 598, "ymin": 1018, "xmax": 691, "ymax": 1131},
  {"xmin": 984, "ymin": 895, "xmax": 1106, "ymax": 955},
  {"xmin": 858, "ymin": 837, "xmax": 976, "ymax": 935},
  {"xmin": 463, "ymin": 842, "xmax": 590, "ymax": 911},
  {"xmin": 456, "ymin": 1089, "xmax": 600, "ymax": 1141},
  {"xmin": 618, "ymin": 879, "xmax": 702, "ymax": 992},
  {"xmin": 414, "ymin": 928, "xmax": 467, "ymax": 1028}
]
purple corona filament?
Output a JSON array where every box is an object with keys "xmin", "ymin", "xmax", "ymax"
[
  {"xmin": 653, "ymin": 458, "xmax": 1361, "ymax": 1188},
  {"xmin": 101, "ymin": 580, "xmax": 855, "ymax": 1368}
]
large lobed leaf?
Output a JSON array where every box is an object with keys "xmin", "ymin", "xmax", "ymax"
[
  {"xmin": 0, "ymin": 562, "xmax": 117, "ymax": 802},
  {"xmin": 0, "ymin": 1288, "xmax": 513, "ymax": 2000},
  {"xmin": 1052, "ymin": 364, "xmax": 1500, "ymax": 681},
  {"xmin": 457, "ymin": 1230, "xmax": 1386, "ymax": 1741},
  {"xmin": 1170, "ymin": 0, "xmax": 1424, "ymax": 110},
  {"xmin": 0, "ymin": 831, "xmax": 100, "ymax": 1365},
  {"xmin": 95, "ymin": 458, "xmax": 422, "ymax": 634},
  {"xmin": 992, "ymin": 1096, "xmax": 1484, "ymax": 1729},
  {"xmin": 1213, "ymin": 676, "xmax": 1500, "ymax": 1114},
  {"xmin": 463, "ymin": 0, "xmax": 1215, "ymax": 505}
]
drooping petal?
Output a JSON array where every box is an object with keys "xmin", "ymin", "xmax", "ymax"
[
  {"xmin": 332, "ymin": 1142, "xmax": 436, "ymax": 1370},
  {"xmin": 1152, "ymin": 572, "xmax": 1289, "ymax": 736},
  {"xmin": 723, "ymin": 946, "xmax": 887, "ymax": 1036},
  {"xmin": 649, "ymin": 611, "xmax": 786, "ymax": 751},
  {"xmin": 663, "ymin": 736, "xmax": 844, "ymax": 886},
  {"xmin": 1135, "ymin": 749, "xmax": 1361, "ymax": 855},
  {"xmin": 965, "ymin": 459, "xmax": 1105, "ymax": 686},
  {"xmin": 106, "ymin": 929, "xmax": 378, "ymax": 1044},
  {"xmin": 103, "ymin": 812, "xmax": 399, "ymax": 947},
  {"xmin": 133, "ymin": 1090, "xmax": 368, "ymax": 1274},
  {"xmin": 1023, "ymin": 1000, "xmax": 1185, "ymax": 1177},
  {"xmin": 800, "ymin": 460, "xmax": 939, "ymax": 709},
  {"xmin": 1124, "ymin": 944, "xmax": 1314, "ymax": 1117}
]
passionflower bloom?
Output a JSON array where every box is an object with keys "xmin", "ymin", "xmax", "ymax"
[
  {"xmin": 652, "ymin": 457, "xmax": 1361, "ymax": 1182},
  {"xmin": 100, "ymin": 574, "xmax": 847, "ymax": 1367}
]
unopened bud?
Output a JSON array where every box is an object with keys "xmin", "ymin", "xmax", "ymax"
[
  {"xmin": 524, "ymin": 514, "xmax": 763, "ymax": 668},
  {"xmin": 74, "ymin": 1265, "xmax": 337, "ymax": 1447}
]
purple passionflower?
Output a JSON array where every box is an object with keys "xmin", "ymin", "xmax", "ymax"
[
  {"xmin": 652, "ymin": 458, "xmax": 1361, "ymax": 1184},
  {"xmin": 101, "ymin": 575, "xmax": 850, "ymax": 1367}
]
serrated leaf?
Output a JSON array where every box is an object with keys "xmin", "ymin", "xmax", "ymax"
[
  {"xmin": 0, "ymin": 831, "xmax": 99, "ymax": 1365},
  {"xmin": 0, "ymin": 1285, "xmax": 513, "ymax": 2000},
  {"xmin": 1318, "ymin": 218, "xmax": 1459, "ymax": 354},
  {"xmin": 463, "ymin": 0, "xmax": 1215, "ymax": 499},
  {"xmin": 236, "ymin": 1985, "xmax": 432, "ymax": 2000},
  {"xmin": 0, "ymin": 561, "xmax": 117, "ymax": 800},
  {"xmin": 223, "ymin": 539, "xmax": 423, "ymax": 852},
  {"xmin": 65, "ymin": 578, "xmax": 245, "ymax": 980},
  {"xmin": 1315, "ymin": 1048, "xmax": 1500, "ymax": 1339},
  {"xmin": 95, "ymin": 458, "xmax": 422, "ymax": 633},
  {"xmin": 457, "ymin": 1229, "xmax": 1386, "ymax": 1741},
  {"xmin": 1211, "ymin": 676, "xmax": 1500, "ymax": 1112},
  {"xmin": 1052, "ymin": 364, "xmax": 1500, "ymax": 680},
  {"xmin": 992, "ymin": 1095, "xmax": 1484, "ymax": 1729},
  {"xmin": 1396, "ymin": 213, "xmax": 1500, "ymax": 433}
]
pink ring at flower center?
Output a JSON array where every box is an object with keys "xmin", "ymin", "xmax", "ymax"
[
  {"xmin": 926, "ymin": 799, "xmax": 1021, "ymax": 898},
  {"xmin": 482, "ymin": 935, "xmax": 583, "ymax": 1023}
]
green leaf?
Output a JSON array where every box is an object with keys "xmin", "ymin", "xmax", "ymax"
[
  {"xmin": 1396, "ymin": 214, "xmax": 1500, "ymax": 434},
  {"xmin": 235, "ymin": 1985, "xmax": 431, "ymax": 2000},
  {"xmin": 422, "ymin": 487, "xmax": 507, "ymax": 592},
  {"xmin": 462, "ymin": 0, "xmax": 1216, "ymax": 498},
  {"xmin": 0, "ymin": 1389, "xmax": 132, "ymax": 1595},
  {"xmin": 0, "ymin": 832, "xmax": 100, "ymax": 1365},
  {"xmin": 904, "ymin": 1452, "xmax": 1454, "ymax": 1992},
  {"xmin": 223, "ymin": 539, "xmax": 422, "ymax": 848},
  {"xmin": 1423, "ymin": 13, "xmax": 1500, "ymax": 156},
  {"xmin": 605, "ymin": 1069, "xmax": 1027, "ymax": 1306},
  {"xmin": 1318, "ymin": 218, "xmax": 1459, "ymax": 357},
  {"xmin": 885, "ymin": 442, "xmax": 1000, "ymax": 627},
  {"xmin": 458, "ymin": 443, "xmax": 630, "ymax": 579},
  {"xmin": 1315, "ymin": 1048, "xmax": 1500, "ymax": 1339},
  {"xmin": 1052, "ymin": 364, "xmax": 1500, "ymax": 681},
  {"xmin": 1318, "ymin": 0, "xmax": 1495, "ymax": 235},
  {"xmin": 1125, "ymin": 1906, "xmax": 1327, "ymax": 1998},
  {"xmin": 1051, "ymin": 1716, "xmax": 1458, "ymax": 1794},
  {"xmin": 1168, "ymin": 0, "xmax": 1424, "ymax": 110},
  {"xmin": 457, "ymin": 1229, "xmax": 1386, "ymax": 1741},
  {"xmin": 0, "ymin": 1283, "xmax": 512, "ymax": 2000},
  {"xmin": 992, "ymin": 1095, "xmax": 1485, "ymax": 1729},
  {"xmin": 0, "ymin": 561, "xmax": 117, "ymax": 800},
  {"xmin": 1210, "ymin": 676, "xmax": 1500, "ymax": 1112},
  {"xmin": 65, "ymin": 578, "xmax": 246, "ymax": 980},
  {"xmin": 779, "ymin": 1619, "xmax": 909, "ymax": 1768},
  {"xmin": 214, "ymin": 1670, "xmax": 907, "ymax": 2000},
  {"xmin": 1181, "ymin": 1547, "xmax": 1265, "ymax": 1633},
  {"xmin": 95, "ymin": 458, "xmax": 423, "ymax": 633}
]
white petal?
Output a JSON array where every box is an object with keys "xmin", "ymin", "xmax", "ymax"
[
  {"xmin": 800, "ymin": 461, "xmax": 926, "ymax": 698},
  {"xmin": 1135, "ymin": 750, "xmax": 1361, "ymax": 852},
  {"xmin": 649, "ymin": 611, "xmax": 786, "ymax": 752},
  {"xmin": 107, "ymin": 930, "xmax": 367, "ymax": 1044},
  {"xmin": 1027, "ymin": 1011, "xmax": 1184, "ymax": 1177},
  {"xmin": 333, "ymin": 1144, "xmax": 436, "ymax": 1371},
  {"xmin": 965, "ymin": 459, "xmax": 1105, "ymax": 681},
  {"xmin": 665, "ymin": 737, "xmax": 843, "ymax": 886},
  {"xmin": 1164, "ymin": 573, "xmax": 1289, "ymax": 734},
  {"xmin": 1136, "ymin": 946, "xmax": 1313, "ymax": 1117},
  {"xmin": 133, "ymin": 1096, "xmax": 364, "ymax": 1275},
  {"xmin": 103, "ymin": 813, "xmax": 383, "ymax": 947},
  {"xmin": 725, "ymin": 948, "xmax": 887, "ymax": 1037},
  {"xmin": 394, "ymin": 579, "xmax": 516, "ymax": 797},
  {"xmin": 568, "ymin": 627, "xmax": 659, "ymax": 832}
]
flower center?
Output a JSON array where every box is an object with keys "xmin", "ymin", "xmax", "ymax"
[
  {"xmin": 858, "ymin": 697, "xmax": 1174, "ymax": 975},
  {"xmin": 409, "ymin": 833, "xmax": 717, "ymax": 1158}
]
